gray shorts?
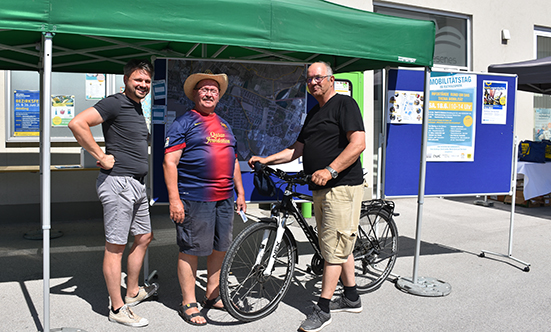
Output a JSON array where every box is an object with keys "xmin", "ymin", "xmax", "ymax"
[
  {"xmin": 176, "ymin": 198, "xmax": 234, "ymax": 256},
  {"xmin": 96, "ymin": 172, "xmax": 151, "ymax": 245}
]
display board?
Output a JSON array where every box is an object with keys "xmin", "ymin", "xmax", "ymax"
[
  {"xmin": 383, "ymin": 68, "xmax": 517, "ymax": 197},
  {"xmin": 150, "ymin": 58, "xmax": 311, "ymax": 204}
]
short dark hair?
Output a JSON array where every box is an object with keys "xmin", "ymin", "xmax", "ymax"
[{"xmin": 124, "ymin": 59, "xmax": 154, "ymax": 78}]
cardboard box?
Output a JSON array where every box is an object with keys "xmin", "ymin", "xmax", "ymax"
[
  {"xmin": 503, "ymin": 189, "xmax": 543, "ymax": 207},
  {"xmin": 488, "ymin": 195, "xmax": 506, "ymax": 202}
]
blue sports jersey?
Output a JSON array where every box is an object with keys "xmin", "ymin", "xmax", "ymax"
[{"xmin": 164, "ymin": 109, "xmax": 237, "ymax": 201}]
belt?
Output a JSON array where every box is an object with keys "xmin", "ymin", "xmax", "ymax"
[{"xmin": 132, "ymin": 175, "xmax": 146, "ymax": 184}]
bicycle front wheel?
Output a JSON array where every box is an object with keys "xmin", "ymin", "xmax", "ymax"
[
  {"xmin": 354, "ymin": 206, "xmax": 398, "ymax": 293},
  {"xmin": 220, "ymin": 221, "xmax": 296, "ymax": 322}
]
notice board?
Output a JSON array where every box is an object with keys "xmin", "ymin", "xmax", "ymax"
[{"xmin": 383, "ymin": 68, "xmax": 517, "ymax": 197}]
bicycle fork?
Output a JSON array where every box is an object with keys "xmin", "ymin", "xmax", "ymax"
[{"xmin": 254, "ymin": 213, "xmax": 288, "ymax": 277}]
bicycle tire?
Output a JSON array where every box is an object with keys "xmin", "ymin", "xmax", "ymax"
[
  {"xmin": 220, "ymin": 221, "xmax": 296, "ymax": 322},
  {"xmin": 353, "ymin": 207, "xmax": 398, "ymax": 292}
]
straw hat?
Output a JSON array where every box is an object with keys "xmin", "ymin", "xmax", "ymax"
[{"xmin": 183, "ymin": 71, "xmax": 228, "ymax": 100}]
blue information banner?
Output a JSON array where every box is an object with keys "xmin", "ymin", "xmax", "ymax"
[
  {"xmin": 14, "ymin": 90, "xmax": 40, "ymax": 136},
  {"xmin": 384, "ymin": 69, "xmax": 517, "ymax": 197}
]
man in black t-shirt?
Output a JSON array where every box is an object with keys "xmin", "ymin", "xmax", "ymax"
[
  {"xmin": 249, "ymin": 61, "xmax": 366, "ymax": 332},
  {"xmin": 69, "ymin": 59, "xmax": 158, "ymax": 327}
]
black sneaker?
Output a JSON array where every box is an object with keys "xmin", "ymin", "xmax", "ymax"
[
  {"xmin": 299, "ymin": 304, "xmax": 332, "ymax": 332},
  {"xmin": 330, "ymin": 293, "xmax": 362, "ymax": 313}
]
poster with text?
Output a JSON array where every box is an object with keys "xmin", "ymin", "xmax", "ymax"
[
  {"xmin": 427, "ymin": 72, "xmax": 477, "ymax": 161},
  {"xmin": 85, "ymin": 74, "xmax": 106, "ymax": 100},
  {"xmin": 482, "ymin": 81, "xmax": 507, "ymax": 124},
  {"xmin": 51, "ymin": 95, "xmax": 75, "ymax": 127},
  {"xmin": 534, "ymin": 108, "xmax": 551, "ymax": 141},
  {"xmin": 14, "ymin": 90, "xmax": 40, "ymax": 136},
  {"xmin": 387, "ymin": 90, "xmax": 424, "ymax": 124}
]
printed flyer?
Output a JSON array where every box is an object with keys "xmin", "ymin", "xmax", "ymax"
[
  {"xmin": 51, "ymin": 95, "xmax": 75, "ymax": 127},
  {"xmin": 427, "ymin": 72, "xmax": 477, "ymax": 162},
  {"xmin": 482, "ymin": 81, "xmax": 507, "ymax": 124},
  {"xmin": 85, "ymin": 74, "xmax": 106, "ymax": 100},
  {"xmin": 14, "ymin": 90, "xmax": 40, "ymax": 136},
  {"xmin": 534, "ymin": 108, "xmax": 551, "ymax": 141},
  {"xmin": 387, "ymin": 90, "xmax": 424, "ymax": 124}
]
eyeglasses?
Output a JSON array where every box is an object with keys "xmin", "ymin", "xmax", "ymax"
[
  {"xmin": 305, "ymin": 75, "xmax": 331, "ymax": 84},
  {"xmin": 195, "ymin": 87, "xmax": 219, "ymax": 95}
]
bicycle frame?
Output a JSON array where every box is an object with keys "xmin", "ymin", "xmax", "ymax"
[
  {"xmin": 259, "ymin": 180, "xmax": 323, "ymax": 276},
  {"xmin": 253, "ymin": 163, "xmax": 396, "ymax": 278}
]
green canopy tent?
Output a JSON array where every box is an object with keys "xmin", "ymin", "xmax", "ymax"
[
  {"xmin": 0, "ymin": 0, "xmax": 435, "ymax": 330},
  {"xmin": 0, "ymin": 0, "xmax": 434, "ymax": 72}
]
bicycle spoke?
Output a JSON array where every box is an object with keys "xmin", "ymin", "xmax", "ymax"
[
  {"xmin": 220, "ymin": 222, "xmax": 296, "ymax": 321},
  {"xmin": 353, "ymin": 206, "xmax": 398, "ymax": 293}
]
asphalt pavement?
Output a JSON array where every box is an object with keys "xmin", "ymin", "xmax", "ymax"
[{"xmin": 1, "ymin": 196, "xmax": 550, "ymax": 332}]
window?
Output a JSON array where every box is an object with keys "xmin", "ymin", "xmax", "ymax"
[
  {"xmin": 5, "ymin": 71, "xmax": 126, "ymax": 142},
  {"xmin": 374, "ymin": 3, "xmax": 470, "ymax": 71}
]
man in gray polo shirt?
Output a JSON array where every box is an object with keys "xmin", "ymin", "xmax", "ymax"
[{"xmin": 69, "ymin": 59, "xmax": 158, "ymax": 327}]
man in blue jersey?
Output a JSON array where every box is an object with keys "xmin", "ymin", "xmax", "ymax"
[
  {"xmin": 163, "ymin": 72, "xmax": 246, "ymax": 326},
  {"xmin": 69, "ymin": 59, "xmax": 158, "ymax": 327}
]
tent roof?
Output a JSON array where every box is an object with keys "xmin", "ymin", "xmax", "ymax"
[
  {"xmin": 0, "ymin": 0, "xmax": 435, "ymax": 74},
  {"xmin": 488, "ymin": 56, "xmax": 551, "ymax": 94}
]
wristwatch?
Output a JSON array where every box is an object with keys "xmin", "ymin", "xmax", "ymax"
[{"xmin": 325, "ymin": 166, "xmax": 338, "ymax": 179}]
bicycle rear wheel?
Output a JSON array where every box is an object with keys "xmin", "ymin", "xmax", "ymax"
[
  {"xmin": 353, "ymin": 205, "xmax": 398, "ymax": 292},
  {"xmin": 220, "ymin": 221, "xmax": 296, "ymax": 322}
]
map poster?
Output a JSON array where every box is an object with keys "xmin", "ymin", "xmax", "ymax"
[
  {"xmin": 481, "ymin": 80, "xmax": 508, "ymax": 124},
  {"xmin": 166, "ymin": 60, "xmax": 307, "ymax": 164},
  {"xmin": 51, "ymin": 95, "xmax": 75, "ymax": 127},
  {"xmin": 14, "ymin": 90, "xmax": 40, "ymax": 136},
  {"xmin": 427, "ymin": 72, "xmax": 477, "ymax": 162}
]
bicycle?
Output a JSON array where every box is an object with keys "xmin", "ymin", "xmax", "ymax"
[{"xmin": 219, "ymin": 163, "xmax": 399, "ymax": 322}]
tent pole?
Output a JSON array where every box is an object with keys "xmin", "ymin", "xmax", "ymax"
[
  {"xmin": 396, "ymin": 67, "xmax": 451, "ymax": 297},
  {"xmin": 41, "ymin": 32, "xmax": 53, "ymax": 332}
]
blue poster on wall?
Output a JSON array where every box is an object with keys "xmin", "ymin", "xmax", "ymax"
[{"xmin": 14, "ymin": 90, "xmax": 40, "ymax": 136}]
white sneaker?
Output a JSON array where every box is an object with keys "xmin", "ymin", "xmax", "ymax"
[
  {"xmin": 108, "ymin": 304, "xmax": 149, "ymax": 327},
  {"xmin": 125, "ymin": 283, "xmax": 159, "ymax": 307}
]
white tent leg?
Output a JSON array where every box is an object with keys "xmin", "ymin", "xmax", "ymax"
[{"xmin": 41, "ymin": 31, "xmax": 53, "ymax": 332}]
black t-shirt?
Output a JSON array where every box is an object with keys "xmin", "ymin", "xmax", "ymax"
[
  {"xmin": 297, "ymin": 94, "xmax": 365, "ymax": 190},
  {"xmin": 94, "ymin": 93, "xmax": 149, "ymax": 177}
]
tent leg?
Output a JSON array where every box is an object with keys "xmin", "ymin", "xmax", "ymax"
[
  {"xmin": 41, "ymin": 32, "xmax": 88, "ymax": 332},
  {"xmin": 41, "ymin": 32, "xmax": 53, "ymax": 332}
]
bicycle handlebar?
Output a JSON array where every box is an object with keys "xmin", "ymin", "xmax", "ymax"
[{"xmin": 253, "ymin": 162, "xmax": 311, "ymax": 186}]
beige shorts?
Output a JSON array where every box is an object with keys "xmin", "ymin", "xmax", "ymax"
[{"xmin": 312, "ymin": 184, "xmax": 363, "ymax": 264}]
